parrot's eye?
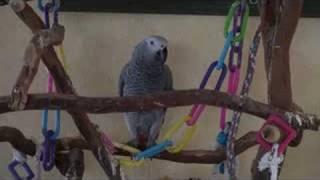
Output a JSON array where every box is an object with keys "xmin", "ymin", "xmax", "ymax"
[{"xmin": 150, "ymin": 41, "xmax": 154, "ymax": 45}]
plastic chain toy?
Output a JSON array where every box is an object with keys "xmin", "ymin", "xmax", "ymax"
[
  {"xmin": 256, "ymin": 114, "xmax": 297, "ymax": 155},
  {"xmin": 211, "ymin": 0, "xmax": 249, "ymax": 175},
  {"xmin": 8, "ymin": 150, "xmax": 35, "ymax": 180},
  {"xmin": 38, "ymin": 0, "xmax": 62, "ymax": 172}
]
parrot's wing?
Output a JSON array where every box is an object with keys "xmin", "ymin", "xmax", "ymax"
[
  {"xmin": 163, "ymin": 65, "xmax": 173, "ymax": 115},
  {"xmin": 146, "ymin": 65, "xmax": 173, "ymax": 146},
  {"xmin": 164, "ymin": 64, "xmax": 173, "ymax": 91},
  {"xmin": 118, "ymin": 63, "xmax": 129, "ymax": 97}
]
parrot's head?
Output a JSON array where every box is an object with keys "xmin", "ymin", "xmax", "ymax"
[{"xmin": 134, "ymin": 35, "xmax": 168, "ymax": 66}]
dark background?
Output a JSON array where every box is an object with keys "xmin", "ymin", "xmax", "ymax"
[{"xmin": 61, "ymin": 0, "xmax": 319, "ymax": 17}]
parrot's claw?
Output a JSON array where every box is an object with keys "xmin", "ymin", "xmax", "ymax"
[{"xmin": 126, "ymin": 139, "xmax": 138, "ymax": 148}]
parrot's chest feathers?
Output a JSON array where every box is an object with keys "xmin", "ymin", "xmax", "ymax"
[{"xmin": 124, "ymin": 65, "xmax": 166, "ymax": 95}]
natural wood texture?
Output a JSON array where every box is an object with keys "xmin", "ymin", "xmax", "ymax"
[
  {"xmin": 0, "ymin": 91, "xmax": 319, "ymax": 131},
  {"xmin": 10, "ymin": 24, "xmax": 65, "ymax": 110},
  {"xmin": 8, "ymin": 1, "xmax": 122, "ymax": 179},
  {"xmin": 0, "ymin": 126, "xmax": 84, "ymax": 179},
  {"xmin": 56, "ymin": 148, "xmax": 85, "ymax": 180},
  {"xmin": 0, "ymin": 126, "xmax": 257, "ymax": 164},
  {"xmin": 252, "ymin": 0, "xmax": 304, "ymax": 179}
]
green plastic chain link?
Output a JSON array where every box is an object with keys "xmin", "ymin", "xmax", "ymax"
[{"xmin": 224, "ymin": 1, "xmax": 250, "ymax": 43}]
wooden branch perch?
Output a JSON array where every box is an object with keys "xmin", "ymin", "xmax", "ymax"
[
  {"xmin": 8, "ymin": 1, "xmax": 122, "ymax": 178},
  {"xmin": 0, "ymin": 126, "xmax": 257, "ymax": 165},
  {"xmin": 0, "ymin": 90, "xmax": 319, "ymax": 131}
]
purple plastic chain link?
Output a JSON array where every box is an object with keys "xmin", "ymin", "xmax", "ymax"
[
  {"xmin": 187, "ymin": 61, "xmax": 227, "ymax": 126},
  {"xmin": 41, "ymin": 130, "xmax": 56, "ymax": 171}
]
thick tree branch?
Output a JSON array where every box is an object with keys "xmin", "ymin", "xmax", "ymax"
[
  {"xmin": 265, "ymin": 0, "xmax": 303, "ymax": 108},
  {"xmin": 0, "ymin": 90, "xmax": 319, "ymax": 131},
  {"xmin": 8, "ymin": 1, "xmax": 121, "ymax": 178},
  {"xmin": 10, "ymin": 24, "xmax": 65, "ymax": 110},
  {"xmin": 0, "ymin": 126, "xmax": 257, "ymax": 164},
  {"xmin": 252, "ymin": 0, "xmax": 304, "ymax": 179}
]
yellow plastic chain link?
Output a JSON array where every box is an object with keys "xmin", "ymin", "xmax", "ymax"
[
  {"xmin": 162, "ymin": 115, "xmax": 197, "ymax": 153},
  {"xmin": 108, "ymin": 115, "xmax": 198, "ymax": 167},
  {"xmin": 113, "ymin": 142, "xmax": 145, "ymax": 168},
  {"xmin": 113, "ymin": 142, "xmax": 140, "ymax": 154},
  {"xmin": 119, "ymin": 159, "xmax": 144, "ymax": 167}
]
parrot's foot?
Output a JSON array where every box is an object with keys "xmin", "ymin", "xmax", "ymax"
[
  {"xmin": 126, "ymin": 139, "xmax": 138, "ymax": 148},
  {"xmin": 125, "ymin": 139, "xmax": 149, "ymax": 151}
]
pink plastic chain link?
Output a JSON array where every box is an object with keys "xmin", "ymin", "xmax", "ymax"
[
  {"xmin": 220, "ymin": 68, "xmax": 240, "ymax": 130},
  {"xmin": 101, "ymin": 132, "xmax": 116, "ymax": 154},
  {"xmin": 47, "ymin": 74, "xmax": 54, "ymax": 93},
  {"xmin": 188, "ymin": 104, "xmax": 205, "ymax": 126},
  {"xmin": 256, "ymin": 114, "xmax": 297, "ymax": 155}
]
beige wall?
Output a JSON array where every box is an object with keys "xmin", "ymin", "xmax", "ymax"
[{"xmin": 0, "ymin": 2, "xmax": 320, "ymax": 179}]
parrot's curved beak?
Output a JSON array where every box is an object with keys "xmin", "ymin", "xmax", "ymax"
[{"xmin": 157, "ymin": 47, "xmax": 168, "ymax": 64}]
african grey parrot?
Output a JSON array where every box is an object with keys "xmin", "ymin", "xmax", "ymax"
[{"xmin": 118, "ymin": 35, "xmax": 173, "ymax": 149}]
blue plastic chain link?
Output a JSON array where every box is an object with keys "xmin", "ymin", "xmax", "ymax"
[
  {"xmin": 134, "ymin": 140, "xmax": 173, "ymax": 161},
  {"xmin": 216, "ymin": 31, "xmax": 234, "ymax": 70},
  {"xmin": 217, "ymin": 130, "xmax": 228, "ymax": 174},
  {"xmin": 41, "ymin": 109, "xmax": 61, "ymax": 140}
]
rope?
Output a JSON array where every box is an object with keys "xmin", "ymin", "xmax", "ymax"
[{"xmin": 226, "ymin": 28, "xmax": 262, "ymax": 178}]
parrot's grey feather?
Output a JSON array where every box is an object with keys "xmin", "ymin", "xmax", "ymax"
[
  {"xmin": 124, "ymin": 110, "xmax": 165, "ymax": 146},
  {"xmin": 164, "ymin": 64, "xmax": 173, "ymax": 91},
  {"xmin": 118, "ymin": 63, "xmax": 129, "ymax": 97},
  {"xmin": 162, "ymin": 64, "xmax": 173, "ymax": 114}
]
